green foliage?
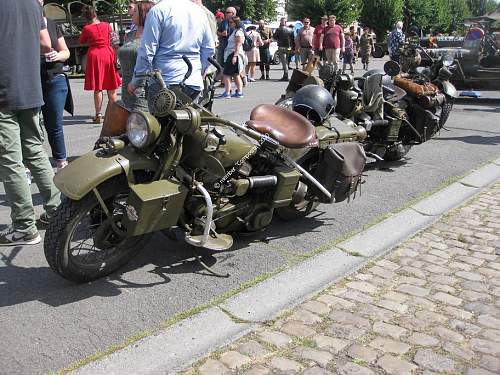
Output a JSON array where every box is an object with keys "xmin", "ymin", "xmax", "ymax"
[
  {"xmin": 360, "ymin": 0, "xmax": 404, "ymax": 40},
  {"xmin": 287, "ymin": 0, "xmax": 362, "ymax": 26},
  {"xmin": 404, "ymin": 0, "xmax": 471, "ymax": 34},
  {"xmin": 47, "ymin": 0, "xmax": 279, "ymax": 21},
  {"xmin": 445, "ymin": 0, "xmax": 471, "ymax": 32},
  {"xmin": 466, "ymin": 0, "xmax": 499, "ymax": 16},
  {"xmin": 205, "ymin": 0, "xmax": 277, "ymax": 21}
]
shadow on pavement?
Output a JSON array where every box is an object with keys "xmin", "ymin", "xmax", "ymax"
[
  {"xmin": 436, "ymin": 135, "xmax": 500, "ymax": 145},
  {"xmin": 461, "ymin": 106, "xmax": 500, "ymax": 114},
  {"xmin": 0, "ymin": 213, "xmax": 327, "ymax": 309},
  {"xmin": 62, "ymin": 115, "xmax": 94, "ymax": 126},
  {"xmin": 364, "ymin": 159, "xmax": 410, "ymax": 173}
]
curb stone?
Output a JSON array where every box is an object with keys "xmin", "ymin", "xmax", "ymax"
[{"xmin": 69, "ymin": 159, "xmax": 500, "ymax": 375}]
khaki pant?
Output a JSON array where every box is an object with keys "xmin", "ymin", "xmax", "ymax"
[
  {"xmin": 278, "ymin": 47, "xmax": 290, "ymax": 75},
  {"xmin": 0, "ymin": 108, "xmax": 60, "ymax": 234},
  {"xmin": 325, "ymin": 48, "xmax": 341, "ymax": 70}
]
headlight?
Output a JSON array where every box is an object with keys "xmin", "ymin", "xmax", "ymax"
[
  {"xmin": 442, "ymin": 54, "xmax": 454, "ymax": 67},
  {"xmin": 126, "ymin": 111, "xmax": 161, "ymax": 148}
]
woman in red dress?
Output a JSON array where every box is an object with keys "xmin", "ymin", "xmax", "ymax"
[{"xmin": 80, "ymin": 6, "xmax": 121, "ymax": 123}]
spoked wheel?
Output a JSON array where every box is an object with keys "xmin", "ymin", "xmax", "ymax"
[
  {"xmin": 44, "ymin": 177, "xmax": 149, "ymax": 283},
  {"xmin": 276, "ymin": 181, "xmax": 320, "ymax": 220},
  {"xmin": 439, "ymin": 98, "xmax": 455, "ymax": 127}
]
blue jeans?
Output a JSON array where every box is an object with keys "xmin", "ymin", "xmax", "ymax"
[{"xmin": 41, "ymin": 74, "xmax": 68, "ymax": 161}]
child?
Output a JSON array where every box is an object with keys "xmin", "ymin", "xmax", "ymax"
[{"xmin": 342, "ymin": 32, "xmax": 354, "ymax": 74}]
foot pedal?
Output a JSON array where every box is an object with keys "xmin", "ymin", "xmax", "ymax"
[{"xmin": 185, "ymin": 230, "xmax": 233, "ymax": 251}]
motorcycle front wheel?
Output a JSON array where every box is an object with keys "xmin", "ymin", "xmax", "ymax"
[{"xmin": 44, "ymin": 177, "xmax": 149, "ymax": 283}]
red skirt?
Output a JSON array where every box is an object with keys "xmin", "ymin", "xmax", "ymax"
[{"xmin": 84, "ymin": 46, "xmax": 121, "ymax": 91}]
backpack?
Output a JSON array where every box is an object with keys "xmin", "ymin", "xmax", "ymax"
[{"xmin": 242, "ymin": 30, "xmax": 253, "ymax": 52}]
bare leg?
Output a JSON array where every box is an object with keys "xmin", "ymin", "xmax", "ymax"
[
  {"xmin": 222, "ymin": 75, "xmax": 231, "ymax": 94},
  {"xmin": 234, "ymin": 74, "xmax": 243, "ymax": 94},
  {"xmin": 249, "ymin": 63, "xmax": 257, "ymax": 79},
  {"xmin": 107, "ymin": 89, "xmax": 117, "ymax": 104},
  {"xmin": 93, "ymin": 90, "xmax": 103, "ymax": 116}
]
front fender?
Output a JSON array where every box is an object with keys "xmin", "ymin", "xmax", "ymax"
[
  {"xmin": 54, "ymin": 148, "xmax": 158, "ymax": 200},
  {"xmin": 441, "ymin": 81, "xmax": 458, "ymax": 98}
]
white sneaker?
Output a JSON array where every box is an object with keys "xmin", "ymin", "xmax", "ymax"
[{"xmin": 0, "ymin": 226, "xmax": 41, "ymax": 246}]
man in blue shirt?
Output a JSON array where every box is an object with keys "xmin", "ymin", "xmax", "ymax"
[
  {"xmin": 216, "ymin": 7, "xmax": 236, "ymax": 66},
  {"xmin": 128, "ymin": 0, "xmax": 215, "ymax": 99}
]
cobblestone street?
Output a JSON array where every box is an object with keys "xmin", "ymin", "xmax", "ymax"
[{"xmin": 183, "ymin": 181, "xmax": 500, "ymax": 375}]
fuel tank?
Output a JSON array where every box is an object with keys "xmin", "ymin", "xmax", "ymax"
[
  {"xmin": 316, "ymin": 117, "xmax": 367, "ymax": 148},
  {"xmin": 183, "ymin": 125, "xmax": 257, "ymax": 170}
]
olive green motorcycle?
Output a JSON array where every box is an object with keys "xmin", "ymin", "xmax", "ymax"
[{"xmin": 44, "ymin": 57, "xmax": 367, "ymax": 283}]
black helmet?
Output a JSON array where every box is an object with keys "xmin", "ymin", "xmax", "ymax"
[{"xmin": 292, "ymin": 85, "xmax": 334, "ymax": 124}]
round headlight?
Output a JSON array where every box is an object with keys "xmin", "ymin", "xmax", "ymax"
[
  {"xmin": 126, "ymin": 111, "xmax": 161, "ymax": 148},
  {"xmin": 442, "ymin": 54, "xmax": 454, "ymax": 67}
]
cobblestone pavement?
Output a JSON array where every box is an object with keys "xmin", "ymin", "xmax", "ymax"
[{"xmin": 182, "ymin": 181, "xmax": 500, "ymax": 375}]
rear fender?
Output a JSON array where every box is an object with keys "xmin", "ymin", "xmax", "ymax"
[{"xmin": 54, "ymin": 148, "xmax": 158, "ymax": 200}]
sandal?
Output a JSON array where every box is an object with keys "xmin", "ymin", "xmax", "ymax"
[{"xmin": 93, "ymin": 113, "xmax": 103, "ymax": 124}]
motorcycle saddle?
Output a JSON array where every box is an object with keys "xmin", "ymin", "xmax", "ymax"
[{"xmin": 247, "ymin": 104, "xmax": 318, "ymax": 149}]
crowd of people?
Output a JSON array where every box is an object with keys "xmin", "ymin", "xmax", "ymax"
[{"xmin": 213, "ymin": 11, "xmax": 381, "ymax": 96}]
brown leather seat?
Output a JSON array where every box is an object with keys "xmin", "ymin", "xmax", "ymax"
[{"xmin": 247, "ymin": 104, "xmax": 318, "ymax": 149}]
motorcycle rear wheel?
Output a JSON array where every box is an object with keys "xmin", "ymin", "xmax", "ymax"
[
  {"xmin": 276, "ymin": 200, "xmax": 319, "ymax": 221},
  {"xmin": 44, "ymin": 177, "xmax": 149, "ymax": 283}
]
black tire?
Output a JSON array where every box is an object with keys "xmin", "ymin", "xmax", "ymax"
[
  {"xmin": 384, "ymin": 144, "xmax": 413, "ymax": 161},
  {"xmin": 44, "ymin": 177, "xmax": 148, "ymax": 283},
  {"xmin": 439, "ymin": 97, "xmax": 455, "ymax": 127},
  {"xmin": 372, "ymin": 45, "xmax": 384, "ymax": 59},
  {"xmin": 272, "ymin": 52, "xmax": 281, "ymax": 65},
  {"xmin": 276, "ymin": 200, "xmax": 319, "ymax": 221}
]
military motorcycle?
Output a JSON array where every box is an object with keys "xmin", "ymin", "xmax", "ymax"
[
  {"xmin": 277, "ymin": 39, "xmax": 458, "ymax": 161},
  {"xmin": 44, "ymin": 57, "xmax": 367, "ymax": 283}
]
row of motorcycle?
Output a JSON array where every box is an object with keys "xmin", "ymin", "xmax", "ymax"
[{"xmin": 44, "ymin": 41, "xmax": 458, "ymax": 283}]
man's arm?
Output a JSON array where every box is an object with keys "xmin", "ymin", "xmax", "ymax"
[
  {"xmin": 40, "ymin": 28, "xmax": 52, "ymax": 53},
  {"xmin": 340, "ymin": 29, "xmax": 345, "ymax": 51},
  {"xmin": 39, "ymin": 12, "xmax": 51, "ymax": 53}
]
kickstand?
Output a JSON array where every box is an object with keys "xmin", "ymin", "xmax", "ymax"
[{"xmin": 191, "ymin": 247, "xmax": 230, "ymax": 278}]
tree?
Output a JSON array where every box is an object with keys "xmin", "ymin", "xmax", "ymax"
[
  {"xmin": 287, "ymin": 0, "xmax": 362, "ymax": 26},
  {"xmin": 205, "ymin": 0, "xmax": 277, "ymax": 21},
  {"xmin": 444, "ymin": 0, "xmax": 470, "ymax": 33},
  {"xmin": 360, "ymin": 0, "xmax": 404, "ymax": 40},
  {"xmin": 466, "ymin": 0, "xmax": 498, "ymax": 16},
  {"xmin": 404, "ymin": 0, "xmax": 436, "ymax": 32}
]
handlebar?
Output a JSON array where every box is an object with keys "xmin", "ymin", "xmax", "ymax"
[
  {"xmin": 181, "ymin": 55, "xmax": 193, "ymax": 86},
  {"xmin": 208, "ymin": 56, "xmax": 222, "ymax": 75}
]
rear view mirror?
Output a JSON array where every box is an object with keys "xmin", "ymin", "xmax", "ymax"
[{"xmin": 384, "ymin": 61, "xmax": 401, "ymax": 77}]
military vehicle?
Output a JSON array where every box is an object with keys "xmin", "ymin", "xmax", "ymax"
[
  {"xmin": 424, "ymin": 14, "xmax": 500, "ymax": 89},
  {"xmin": 43, "ymin": 0, "xmax": 131, "ymax": 75}
]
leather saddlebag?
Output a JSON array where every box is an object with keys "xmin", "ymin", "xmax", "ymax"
[
  {"xmin": 394, "ymin": 76, "xmax": 439, "ymax": 97},
  {"xmin": 314, "ymin": 142, "xmax": 366, "ymax": 203}
]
